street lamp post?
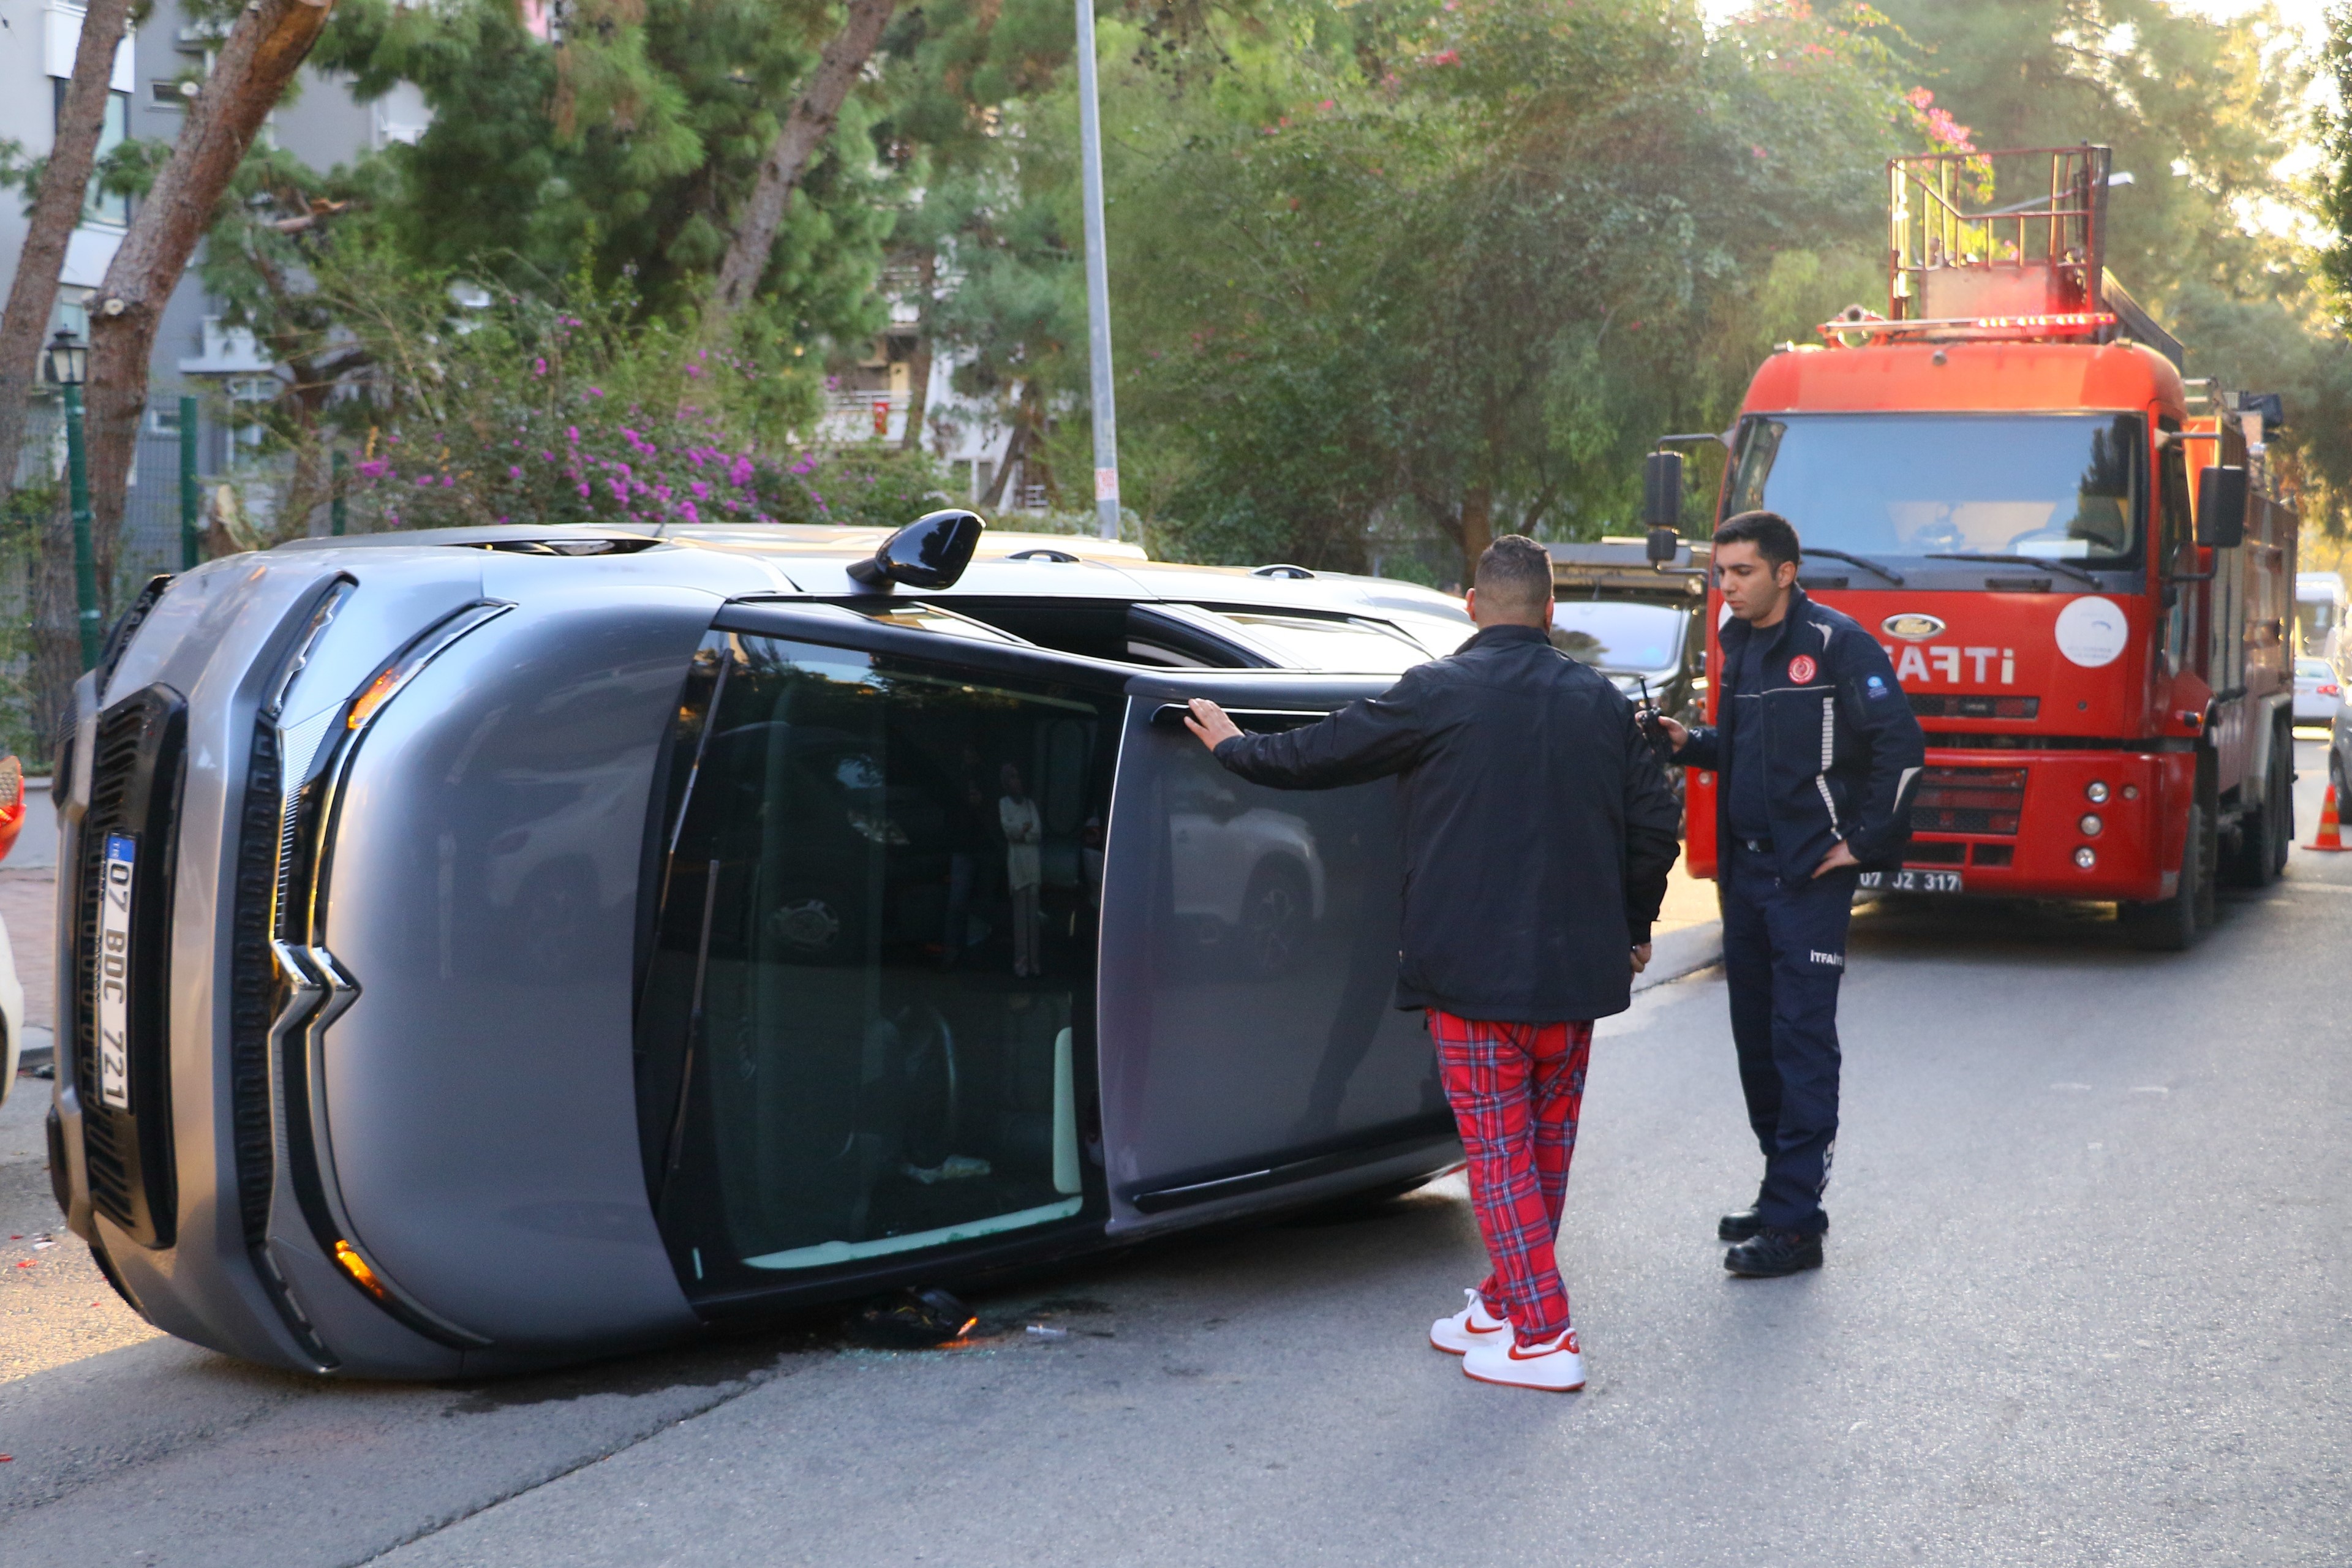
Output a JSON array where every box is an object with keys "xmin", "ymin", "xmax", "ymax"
[
  {"xmin": 45, "ymin": 330, "xmax": 101, "ymax": 671},
  {"xmin": 1073, "ymin": 0, "xmax": 1120, "ymax": 540}
]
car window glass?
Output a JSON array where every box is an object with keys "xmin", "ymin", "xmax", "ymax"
[
  {"xmin": 1183, "ymin": 609, "xmax": 1434, "ymax": 673},
  {"xmin": 643, "ymin": 636, "xmax": 1114, "ymax": 1284},
  {"xmin": 1550, "ymin": 601, "xmax": 1686, "ymax": 671},
  {"xmin": 846, "ymin": 603, "xmax": 1030, "ymax": 644}
]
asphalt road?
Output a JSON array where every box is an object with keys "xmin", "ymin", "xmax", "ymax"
[{"xmin": 1, "ymin": 740, "xmax": 2345, "ymax": 1567}]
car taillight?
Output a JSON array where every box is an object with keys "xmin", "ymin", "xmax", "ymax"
[{"xmin": 2321, "ymin": 683, "xmax": 2341, "ymax": 697}]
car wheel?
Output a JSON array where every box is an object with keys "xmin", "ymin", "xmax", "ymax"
[{"xmin": 1240, "ymin": 861, "xmax": 1312, "ymax": 978}]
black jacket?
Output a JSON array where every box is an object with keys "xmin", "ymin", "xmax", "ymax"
[
  {"xmin": 1676, "ymin": 587, "xmax": 1927, "ymax": 884},
  {"xmin": 1210, "ymin": 622, "xmax": 1683, "ymax": 1023}
]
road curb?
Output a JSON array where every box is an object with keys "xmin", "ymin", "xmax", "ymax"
[{"xmin": 1635, "ymin": 918, "xmax": 1722, "ymax": 993}]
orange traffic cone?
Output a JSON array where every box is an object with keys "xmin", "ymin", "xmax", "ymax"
[{"xmin": 2309, "ymin": 783, "xmax": 2349, "ymax": 852}]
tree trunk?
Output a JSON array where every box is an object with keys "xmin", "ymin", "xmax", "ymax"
[
  {"xmin": 0, "ymin": 0, "xmax": 136, "ymax": 507},
  {"xmin": 899, "ymin": 254, "xmax": 936, "ymax": 453},
  {"xmin": 979, "ymin": 420, "xmax": 1029, "ymax": 511},
  {"xmin": 706, "ymin": 0, "xmax": 898, "ymax": 331},
  {"xmin": 1459, "ymin": 478, "xmax": 1493, "ymax": 587},
  {"xmin": 85, "ymin": 0, "xmax": 335, "ymax": 607}
]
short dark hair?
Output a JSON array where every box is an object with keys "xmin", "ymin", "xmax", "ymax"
[
  {"xmin": 1714, "ymin": 510, "xmax": 1801, "ymax": 570},
  {"xmin": 1474, "ymin": 535, "xmax": 1553, "ymax": 617}
]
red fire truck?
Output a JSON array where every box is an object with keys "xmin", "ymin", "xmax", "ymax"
[{"xmin": 1673, "ymin": 146, "xmax": 2299, "ymax": 949}]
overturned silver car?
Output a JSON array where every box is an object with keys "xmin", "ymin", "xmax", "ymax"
[{"xmin": 47, "ymin": 514, "xmax": 1474, "ymax": 1376}]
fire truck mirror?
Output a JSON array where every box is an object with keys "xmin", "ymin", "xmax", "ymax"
[
  {"xmin": 1642, "ymin": 450, "xmax": 1684, "ymax": 535},
  {"xmin": 2195, "ymin": 466, "xmax": 2248, "ymax": 550},
  {"xmin": 1645, "ymin": 526, "xmax": 1679, "ymax": 565}
]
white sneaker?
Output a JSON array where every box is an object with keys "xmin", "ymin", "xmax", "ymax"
[
  {"xmin": 1462, "ymin": 1325, "xmax": 1586, "ymax": 1391},
  {"xmin": 1428, "ymin": 1287, "xmax": 1511, "ymax": 1355}
]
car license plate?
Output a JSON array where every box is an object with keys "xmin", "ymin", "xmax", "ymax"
[
  {"xmin": 95, "ymin": 834, "xmax": 134, "ymax": 1112},
  {"xmin": 1856, "ymin": 868, "xmax": 1963, "ymax": 894}
]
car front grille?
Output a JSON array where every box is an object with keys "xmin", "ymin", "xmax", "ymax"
[
  {"xmin": 1912, "ymin": 765, "xmax": 2026, "ymax": 835},
  {"xmin": 70, "ymin": 685, "xmax": 187, "ymax": 1246}
]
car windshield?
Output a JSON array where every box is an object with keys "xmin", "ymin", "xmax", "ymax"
[
  {"xmin": 1724, "ymin": 412, "xmax": 2145, "ymax": 565},
  {"xmin": 1550, "ymin": 600, "xmax": 1687, "ymax": 673},
  {"xmin": 2299, "ymin": 658, "xmax": 2332, "ymax": 681}
]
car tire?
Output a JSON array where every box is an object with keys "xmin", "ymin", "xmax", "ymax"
[
  {"xmin": 2122, "ymin": 799, "xmax": 2209, "ymax": 952},
  {"xmin": 1239, "ymin": 860, "xmax": 1312, "ymax": 978}
]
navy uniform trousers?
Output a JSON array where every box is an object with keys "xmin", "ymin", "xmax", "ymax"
[{"xmin": 1720, "ymin": 840, "xmax": 1859, "ymax": 1235}]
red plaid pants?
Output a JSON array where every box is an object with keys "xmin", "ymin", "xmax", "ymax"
[{"xmin": 1428, "ymin": 1009, "xmax": 1594, "ymax": 1346}]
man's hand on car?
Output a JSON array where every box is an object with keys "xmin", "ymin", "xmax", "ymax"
[
  {"xmin": 1811, "ymin": 841, "xmax": 1859, "ymax": 878},
  {"xmin": 1184, "ymin": 698, "xmax": 1242, "ymax": 751}
]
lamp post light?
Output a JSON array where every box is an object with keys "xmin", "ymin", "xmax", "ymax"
[{"xmin": 43, "ymin": 329, "xmax": 102, "ymax": 671}]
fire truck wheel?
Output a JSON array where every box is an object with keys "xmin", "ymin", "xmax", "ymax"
[
  {"xmin": 2120, "ymin": 799, "xmax": 2211, "ymax": 952},
  {"xmin": 2224, "ymin": 722, "xmax": 2292, "ymax": 889}
]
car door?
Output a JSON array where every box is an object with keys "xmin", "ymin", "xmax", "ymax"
[{"xmin": 1096, "ymin": 669, "xmax": 1455, "ymax": 1233}]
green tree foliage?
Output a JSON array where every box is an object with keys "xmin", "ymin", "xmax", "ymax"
[
  {"xmin": 1095, "ymin": 0, "xmax": 1913, "ymax": 572},
  {"xmin": 1888, "ymin": 0, "xmax": 2352, "ymax": 533}
]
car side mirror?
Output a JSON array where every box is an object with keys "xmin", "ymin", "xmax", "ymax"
[
  {"xmin": 1642, "ymin": 451, "xmax": 1683, "ymax": 564},
  {"xmin": 2195, "ymin": 466, "xmax": 2247, "ymax": 549},
  {"xmin": 846, "ymin": 509, "xmax": 987, "ymax": 590}
]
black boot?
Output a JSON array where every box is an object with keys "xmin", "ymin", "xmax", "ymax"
[
  {"xmin": 1723, "ymin": 1226, "xmax": 1822, "ymax": 1277},
  {"xmin": 1717, "ymin": 1206, "xmax": 1765, "ymax": 1242}
]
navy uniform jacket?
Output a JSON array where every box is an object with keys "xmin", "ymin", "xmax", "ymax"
[
  {"xmin": 1210, "ymin": 622, "xmax": 1683, "ymax": 1023},
  {"xmin": 1677, "ymin": 587, "xmax": 1927, "ymax": 885}
]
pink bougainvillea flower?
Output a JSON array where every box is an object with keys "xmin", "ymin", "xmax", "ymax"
[
  {"xmin": 357, "ymin": 460, "xmax": 389, "ymax": 480},
  {"xmin": 566, "ymin": 426, "xmax": 580, "ymax": 444},
  {"xmin": 689, "ymin": 480, "xmax": 709, "ymax": 501},
  {"xmin": 1427, "ymin": 48, "xmax": 1458, "ymax": 65},
  {"xmin": 533, "ymin": 357, "xmax": 548, "ymax": 376},
  {"xmin": 508, "ymin": 466, "xmax": 524, "ymax": 480},
  {"xmin": 679, "ymin": 500, "xmax": 699, "ymax": 524},
  {"xmin": 585, "ymin": 387, "xmax": 605, "ymax": 398},
  {"xmin": 729, "ymin": 455, "xmax": 755, "ymax": 488},
  {"xmin": 577, "ymin": 483, "xmax": 592, "ymax": 499}
]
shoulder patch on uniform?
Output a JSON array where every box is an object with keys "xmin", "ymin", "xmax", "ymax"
[{"xmin": 1864, "ymin": 673, "xmax": 1892, "ymax": 701}]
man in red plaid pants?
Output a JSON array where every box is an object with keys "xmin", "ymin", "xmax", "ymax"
[{"xmin": 1186, "ymin": 536, "xmax": 1681, "ymax": 1392}]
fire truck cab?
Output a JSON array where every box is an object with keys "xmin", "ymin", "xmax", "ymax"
[{"xmin": 1683, "ymin": 146, "xmax": 2298, "ymax": 950}]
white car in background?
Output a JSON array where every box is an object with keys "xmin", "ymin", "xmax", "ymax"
[{"xmin": 2296, "ymin": 657, "xmax": 2342, "ymax": 728}]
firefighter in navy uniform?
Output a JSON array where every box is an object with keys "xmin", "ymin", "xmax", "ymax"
[{"xmin": 1652, "ymin": 511, "xmax": 1925, "ymax": 1277}]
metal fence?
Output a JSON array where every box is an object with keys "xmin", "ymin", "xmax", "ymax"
[{"xmin": 0, "ymin": 395, "xmax": 214, "ymax": 761}]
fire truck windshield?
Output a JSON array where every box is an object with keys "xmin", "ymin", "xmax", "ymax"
[{"xmin": 1725, "ymin": 412, "xmax": 2144, "ymax": 570}]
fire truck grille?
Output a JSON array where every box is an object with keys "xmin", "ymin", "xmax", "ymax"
[
  {"xmin": 1913, "ymin": 766, "xmax": 2026, "ymax": 835},
  {"xmin": 1908, "ymin": 695, "xmax": 2041, "ymax": 720}
]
